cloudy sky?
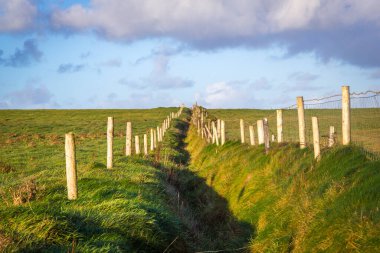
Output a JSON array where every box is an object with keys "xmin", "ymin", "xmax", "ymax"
[{"xmin": 0, "ymin": 0, "xmax": 379, "ymax": 109}]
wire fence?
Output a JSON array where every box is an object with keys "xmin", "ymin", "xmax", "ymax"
[{"xmin": 206, "ymin": 89, "xmax": 380, "ymax": 159}]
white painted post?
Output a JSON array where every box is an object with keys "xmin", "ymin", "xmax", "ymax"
[
  {"xmin": 65, "ymin": 132, "xmax": 77, "ymax": 200},
  {"xmin": 276, "ymin": 109, "xmax": 283, "ymax": 143},
  {"xmin": 240, "ymin": 119, "xmax": 245, "ymax": 144},
  {"xmin": 328, "ymin": 126, "xmax": 335, "ymax": 147},
  {"xmin": 126, "ymin": 122, "xmax": 132, "ymax": 156},
  {"xmin": 249, "ymin": 125, "xmax": 256, "ymax": 146},
  {"xmin": 312, "ymin": 117, "xmax": 321, "ymax": 160},
  {"xmin": 135, "ymin": 135, "xmax": 140, "ymax": 155},
  {"xmin": 150, "ymin": 129, "xmax": 154, "ymax": 151},
  {"xmin": 342, "ymin": 86, "xmax": 351, "ymax": 145},
  {"xmin": 297, "ymin": 96, "xmax": 306, "ymax": 149},
  {"xmin": 221, "ymin": 120, "xmax": 225, "ymax": 145},
  {"xmin": 107, "ymin": 117, "xmax": 113, "ymax": 169},
  {"xmin": 263, "ymin": 118, "xmax": 270, "ymax": 153},
  {"xmin": 143, "ymin": 134, "xmax": 148, "ymax": 155},
  {"xmin": 257, "ymin": 120, "xmax": 264, "ymax": 144}
]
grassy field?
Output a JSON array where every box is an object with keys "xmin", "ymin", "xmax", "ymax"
[
  {"xmin": 0, "ymin": 108, "xmax": 187, "ymax": 252},
  {"xmin": 208, "ymin": 108, "xmax": 380, "ymax": 156},
  {"xmin": 186, "ymin": 121, "xmax": 380, "ymax": 252}
]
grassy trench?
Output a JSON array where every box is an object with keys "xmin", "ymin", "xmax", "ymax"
[
  {"xmin": 185, "ymin": 115, "xmax": 380, "ymax": 252},
  {"xmin": 155, "ymin": 108, "xmax": 254, "ymax": 252}
]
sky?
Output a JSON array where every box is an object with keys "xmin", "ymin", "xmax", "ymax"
[{"xmin": 0, "ymin": 0, "xmax": 379, "ymax": 109}]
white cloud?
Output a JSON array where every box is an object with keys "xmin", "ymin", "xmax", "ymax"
[
  {"xmin": 0, "ymin": 0, "xmax": 37, "ymax": 32},
  {"xmin": 50, "ymin": 0, "xmax": 380, "ymax": 67}
]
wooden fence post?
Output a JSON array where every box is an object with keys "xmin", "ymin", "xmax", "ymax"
[
  {"xmin": 107, "ymin": 117, "xmax": 113, "ymax": 169},
  {"xmin": 143, "ymin": 134, "xmax": 148, "ymax": 155},
  {"xmin": 297, "ymin": 96, "xmax": 306, "ymax": 149},
  {"xmin": 157, "ymin": 126, "xmax": 161, "ymax": 142},
  {"xmin": 65, "ymin": 132, "xmax": 77, "ymax": 200},
  {"xmin": 263, "ymin": 118, "xmax": 270, "ymax": 153},
  {"xmin": 221, "ymin": 120, "xmax": 225, "ymax": 145},
  {"xmin": 276, "ymin": 109, "xmax": 283, "ymax": 143},
  {"xmin": 126, "ymin": 122, "xmax": 132, "ymax": 156},
  {"xmin": 328, "ymin": 126, "xmax": 335, "ymax": 147},
  {"xmin": 135, "ymin": 135, "xmax": 140, "ymax": 155},
  {"xmin": 312, "ymin": 117, "xmax": 320, "ymax": 160},
  {"xmin": 257, "ymin": 120, "xmax": 264, "ymax": 144},
  {"xmin": 153, "ymin": 129, "xmax": 157, "ymax": 148},
  {"xmin": 249, "ymin": 125, "xmax": 256, "ymax": 146},
  {"xmin": 150, "ymin": 128, "xmax": 154, "ymax": 151},
  {"xmin": 240, "ymin": 119, "xmax": 245, "ymax": 144},
  {"xmin": 342, "ymin": 85, "xmax": 351, "ymax": 145}
]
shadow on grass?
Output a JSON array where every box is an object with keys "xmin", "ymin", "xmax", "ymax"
[{"xmin": 152, "ymin": 110, "xmax": 256, "ymax": 251}]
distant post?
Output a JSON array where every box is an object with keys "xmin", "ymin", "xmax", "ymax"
[
  {"xmin": 107, "ymin": 117, "xmax": 113, "ymax": 169},
  {"xmin": 312, "ymin": 117, "xmax": 321, "ymax": 160},
  {"xmin": 249, "ymin": 125, "xmax": 256, "ymax": 146},
  {"xmin": 143, "ymin": 134, "xmax": 148, "ymax": 155},
  {"xmin": 276, "ymin": 109, "xmax": 283, "ymax": 143},
  {"xmin": 126, "ymin": 122, "xmax": 132, "ymax": 156},
  {"xmin": 153, "ymin": 129, "xmax": 157, "ymax": 148},
  {"xmin": 257, "ymin": 120, "xmax": 264, "ymax": 144},
  {"xmin": 240, "ymin": 119, "xmax": 245, "ymax": 144},
  {"xmin": 212, "ymin": 122, "xmax": 219, "ymax": 146},
  {"xmin": 150, "ymin": 128, "xmax": 154, "ymax": 151},
  {"xmin": 297, "ymin": 96, "xmax": 306, "ymax": 149},
  {"xmin": 342, "ymin": 86, "xmax": 351, "ymax": 145},
  {"xmin": 217, "ymin": 119, "xmax": 221, "ymax": 139},
  {"xmin": 328, "ymin": 126, "xmax": 335, "ymax": 147},
  {"xmin": 221, "ymin": 120, "xmax": 225, "ymax": 145},
  {"xmin": 263, "ymin": 118, "xmax": 270, "ymax": 153},
  {"xmin": 135, "ymin": 135, "xmax": 140, "ymax": 155},
  {"xmin": 65, "ymin": 132, "xmax": 78, "ymax": 200}
]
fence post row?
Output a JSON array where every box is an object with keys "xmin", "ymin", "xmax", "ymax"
[
  {"xmin": 342, "ymin": 85, "xmax": 351, "ymax": 145},
  {"xmin": 107, "ymin": 117, "xmax": 114, "ymax": 169},
  {"xmin": 297, "ymin": 96, "xmax": 306, "ymax": 149},
  {"xmin": 65, "ymin": 132, "xmax": 78, "ymax": 200}
]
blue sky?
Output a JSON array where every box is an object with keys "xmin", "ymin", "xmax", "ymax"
[{"xmin": 0, "ymin": 0, "xmax": 379, "ymax": 109}]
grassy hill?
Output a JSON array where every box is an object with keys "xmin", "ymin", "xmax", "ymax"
[{"xmin": 185, "ymin": 117, "xmax": 380, "ymax": 252}]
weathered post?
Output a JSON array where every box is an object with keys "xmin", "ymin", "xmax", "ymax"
[
  {"xmin": 126, "ymin": 122, "xmax": 132, "ymax": 156},
  {"xmin": 150, "ymin": 128, "xmax": 154, "ymax": 151},
  {"xmin": 328, "ymin": 126, "xmax": 335, "ymax": 147},
  {"xmin": 312, "ymin": 117, "xmax": 321, "ymax": 160},
  {"xmin": 263, "ymin": 118, "xmax": 270, "ymax": 153},
  {"xmin": 276, "ymin": 109, "xmax": 283, "ymax": 143},
  {"xmin": 211, "ymin": 121, "xmax": 216, "ymax": 144},
  {"xmin": 221, "ymin": 120, "xmax": 225, "ymax": 145},
  {"xmin": 107, "ymin": 117, "xmax": 113, "ymax": 169},
  {"xmin": 135, "ymin": 135, "xmax": 140, "ymax": 155},
  {"xmin": 240, "ymin": 119, "xmax": 245, "ymax": 144},
  {"xmin": 257, "ymin": 120, "xmax": 264, "ymax": 144},
  {"xmin": 342, "ymin": 86, "xmax": 351, "ymax": 145},
  {"xmin": 297, "ymin": 96, "xmax": 306, "ymax": 149},
  {"xmin": 249, "ymin": 125, "xmax": 256, "ymax": 146},
  {"xmin": 65, "ymin": 132, "xmax": 77, "ymax": 200},
  {"xmin": 143, "ymin": 134, "xmax": 148, "ymax": 155}
]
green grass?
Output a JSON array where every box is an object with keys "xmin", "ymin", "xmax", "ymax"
[
  {"xmin": 185, "ymin": 120, "xmax": 380, "ymax": 252},
  {"xmin": 208, "ymin": 108, "xmax": 380, "ymax": 156},
  {"xmin": 0, "ymin": 108, "xmax": 186, "ymax": 252}
]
